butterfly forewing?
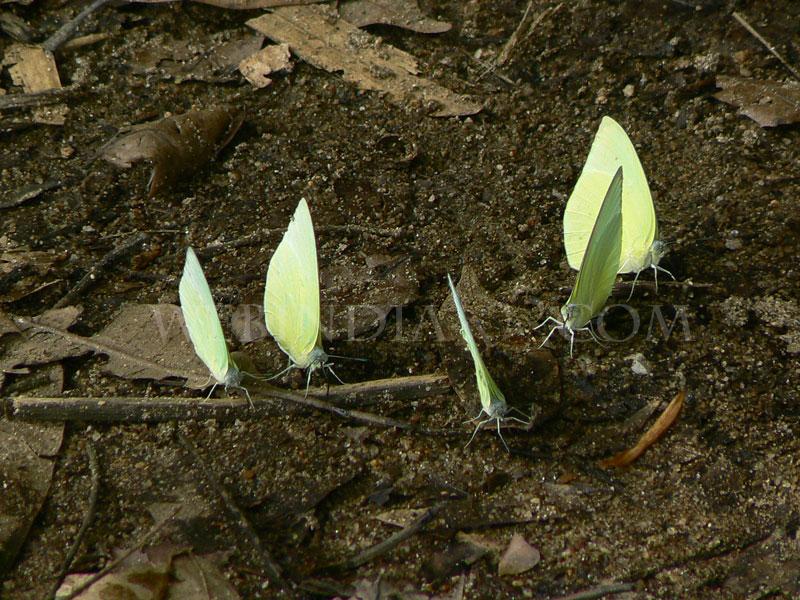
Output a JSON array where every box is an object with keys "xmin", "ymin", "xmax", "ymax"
[
  {"xmin": 179, "ymin": 248, "xmax": 231, "ymax": 383},
  {"xmin": 264, "ymin": 198, "xmax": 323, "ymax": 369}
]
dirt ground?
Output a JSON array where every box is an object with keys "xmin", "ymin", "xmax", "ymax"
[{"xmin": 2, "ymin": 0, "xmax": 800, "ymax": 598}]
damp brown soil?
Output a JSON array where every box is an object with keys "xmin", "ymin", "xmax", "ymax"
[{"xmin": 1, "ymin": 0, "xmax": 799, "ymax": 598}]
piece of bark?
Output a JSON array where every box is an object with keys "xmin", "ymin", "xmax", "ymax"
[
  {"xmin": 247, "ymin": 5, "xmax": 482, "ymax": 117},
  {"xmin": 238, "ymin": 43, "xmax": 292, "ymax": 88},
  {"xmin": 338, "ymin": 0, "xmax": 451, "ymax": 34}
]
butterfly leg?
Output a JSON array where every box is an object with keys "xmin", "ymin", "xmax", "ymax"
[
  {"xmin": 627, "ymin": 269, "xmax": 642, "ymax": 301},
  {"xmin": 205, "ymin": 382, "xmax": 219, "ymax": 400},
  {"xmin": 534, "ymin": 315, "xmax": 562, "ymax": 330},
  {"xmin": 538, "ymin": 324, "xmax": 562, "ymax": 349},
  {"xmin": 464, "ymin": 415, "xmax": 493, "ymax": 449},
  {"xmin": 495, "ymin": 417, "xmax": 510, "ymax": 453},
  {"xmin": 653, "ymin": 264, "xmax": 676, "ymax": 293}
]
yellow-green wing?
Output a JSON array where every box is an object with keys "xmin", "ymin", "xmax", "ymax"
[
  {"xmin": 563, "ymin": 168, "xmax": 623, "ymax": 330},
  {"xmin": 564, "ymin": 116, "xmax": 657, "ymax": 273},
  {"xmin": 448, "ymin": 274, "xmax": 506, "ymax": 416},
  {"xmin": 179, "ymin": 247, "xmax": 233, "ymax": 383},
  {"xmin": 264, "ymin": 198, "xmax": 323, "ymax": 369}
]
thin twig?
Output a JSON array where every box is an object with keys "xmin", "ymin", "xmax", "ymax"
[
  {"xmin": 334, "ymin": 502, "xmax": 447, "ymax": 570},
  {"xmin": 175, "ymin": 432, "xmax": 286, "ymax": 587},
  {"xmin": 0, "ymin": 86, "xmax": 81, "ymax": 111},
  {"xmin": 732, "ymin": 11, "xmax": 800, "ymax": 82},
  {"xmin": 481, "ymin": 2, "xmax": 564, "ymax": 79},
  {"xmin": 9, "ymin": 374, "xmax": 454, "ymax": 429},
  {"xmin": 53, "ymin": 233, "xmax": 148, "ymax": 308},
  {"xmin": 59, "ymin": 506, "xmax": 181, "ymax": 600},
  {"xmin": 495, "ymin": 0, "xmax": 534, "ymax": 68},
  {"xmin": 548, "ymin": 582, "xmax": 635, "ymax": 600},
  {"xmin": 42, "ymin": 0, "xmax": 113, "ymax": 53},
  {"xmin": 48, "ymin": 442, "xmax": 100, "ymax": 600},
  {"xmin": 198, "ymin": 224, "xmax": 401, "ymax": 259}
]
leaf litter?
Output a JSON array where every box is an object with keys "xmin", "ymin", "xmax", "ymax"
[
  {"xmin": 100, "ymin": 107, "xmax": 243, "ymax": 198},
  {"xmin": 1, "ymin": 304, "xmax": 212, "ymax": 391},
  {"xmin": 714, "ymin": 76, "xmax": 800, "ymax": 127},
  {"xmin": 337, "ymin": 0, "xmax": 452, "ymax": 34},
  {"xmin": 0, "ymin": 363, "xmax": 63, "ymax": 576},
  {"xmin": 247, "ymin": 5, "xmax": 482, "ymax": 117}
]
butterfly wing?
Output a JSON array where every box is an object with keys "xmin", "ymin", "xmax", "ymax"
[
  {"xmin": 564, "ymin": 168, "xmax": 623, "ymax": 330},
  {"xmin": 564, "ymin": 116, "xmax": 657, "ymax": 273},
  {"xmin": 448, "ymin": 274, "xmax": 506, "ymax": 416},
  {"xmin": 264, "ymin": 198, "xmax": 322, "ymax": 369},
  {"xmin": 179, "ymin": 247, "xmax": 232, "ymax": 383}
]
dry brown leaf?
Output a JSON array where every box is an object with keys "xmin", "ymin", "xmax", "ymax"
[
  {"xmin": 93, "ymin": 304, "xmax": 211, "ymax": 388},
  {"xmin": 171, "ymin": 552, "xmax": 241, "ymax": 599},
  {"xmin": 714, "ymin": 76, "xmax": 800, "ymax": 127},
  {"xmin": 247, "ymin": 6, "xmax": 482, "ymax": 117},
  {"xmin": 338, "ymin": 0, "xmax": 451, "ymax": 34},
  {"xmin": 57, "ymin": 545, "xmax": 177, "ymax": 600},
  {"xmin": 238, "ymin": 43, "xmax": 292, "ymax": 88},
  {"xmin": 100, "ymin": 107, "xmax": 243, "ymax": 198},
  {"xmin": 1, "ymin": 307, "xmax": 90, "ymax": 382},
  {"xmin": 599, "ymin": 390, "xmax": 686, "ymax": 468},
  {"xmin": 2, "ymin": 304, "xmax": 212, "ymax": 390},
  {"xmin": 497, "ymin": 534, "xmax": 540, "ymax": 576}
]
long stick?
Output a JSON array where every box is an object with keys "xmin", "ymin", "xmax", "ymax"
[{"xmin": 10, "ymin": 374, "xmax": 454, "ymax": 429}]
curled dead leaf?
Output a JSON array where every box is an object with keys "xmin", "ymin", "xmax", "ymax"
[
  {"xmin": 100, "ymin": 107, "xmax": 243, "ymax": 198},
  {"xmin": 599, "ymin": 390, "xmax": 686, "ymax": 468}
]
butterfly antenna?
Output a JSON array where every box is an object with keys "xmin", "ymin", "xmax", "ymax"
[{"xmin": 327, "ymin": 354, "xmax": 368, "ymax": 363}]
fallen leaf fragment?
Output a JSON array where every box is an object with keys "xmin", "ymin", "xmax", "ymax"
[
  {"xmin": 338, "ymin": 0, "xmax": 451, "ymax": 34},
  {"xmin": 247, "ymin": 5, "xmax": 482, "ymax": 117},
  {"xmin": 100, "ymin": 107, "xmax": 243, "ymax": 197},
  {"xmin": 239, "ymin": 42, "xmax": 292, "ymax": 88},
  {"xmin": 498, "ymin": 534, "xmax": 540, "ymax": 576},
  {"xmin": 599, "ymin": 390, "xmax": 686, "ymax": 468},
  {"xmin": 714, "ymin": 76, "xmax": 800, "ymax": 127}
]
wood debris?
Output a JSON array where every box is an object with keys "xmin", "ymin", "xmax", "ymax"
[
  {"xmin": 247, "ymin": 5, "xmax": 482, "ymax": 117},
  {"xmin": 1, "ymin": 42, "xmax": 66, "ymax": 124}
]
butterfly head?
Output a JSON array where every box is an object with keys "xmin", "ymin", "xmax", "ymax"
[{"xmin": 649, "ymin": 240, "xmax": 668, "ymax": 267}]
